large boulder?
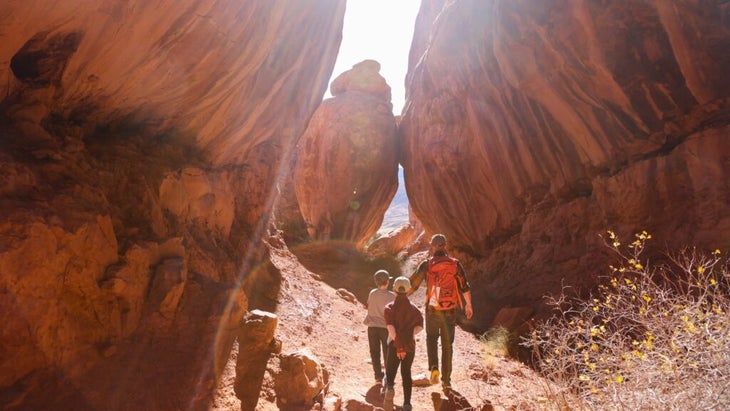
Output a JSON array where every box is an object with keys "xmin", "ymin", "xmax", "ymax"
[
  {"xmin": 294, "ymin": 60, "xmax": 398, "ymax": 248},
  {"xmin": 274, "ymin": 350, "xmax": 330, "ymax": 409}
]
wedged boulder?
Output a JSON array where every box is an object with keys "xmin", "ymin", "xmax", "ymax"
[
  {"xmin": 294, "ymin": 60, "xmax": 398, "ymax": 248},
  {"xmin": 400, "ymin": 0, "xmax": 730, "ymax": 328},
  {"xmin": 368, "ymin": 223, "xmax": 420, "ymax": 257}
]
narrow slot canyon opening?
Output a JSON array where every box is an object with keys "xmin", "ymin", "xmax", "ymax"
[{"xmin": 326, "ymin": 0, "xmax": 420, "ymax": 242}]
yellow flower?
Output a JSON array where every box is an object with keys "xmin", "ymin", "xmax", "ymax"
[
  {"xmin": 633, "ymin": 350, "xmax": 646, "ymax": 359},
  {"xmin": 579, "ymin": 374, "xmax": 590, "ymax": 381},
  {"xmin": 615, "ymin": 375, "xmax": 624, "ymax": 383},
  {"xmin": 698, "ymin": 266, "xmax": 705, "ymax": 274},
  {"xmin": 713, "ymin": 249, "xmax": 721, "ymax": 255},
  {"xmin": 642, "ymin": 294, "xmax": 652, "ymax": 303}
]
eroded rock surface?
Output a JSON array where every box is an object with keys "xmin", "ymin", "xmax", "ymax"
[
  {"xmin": 294, "ymin": 60, "xmax": 398, "ymax": 248},
  {"xmin": 273, "ymin": 350, "xmax": 330, "ymax": 409},
  {"xmin": 400, "ymin": 0, "xmax": 730, "ymax": 328},
  {"xmin": 0, "ymin": 0, "xmax": 345, "ymax": 409},
  {"xmin": 234, "ymin": 310, "xmax": 279, "ymax": 411}
]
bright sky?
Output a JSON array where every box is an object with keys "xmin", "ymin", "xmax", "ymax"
[{"xmin": 326, "ymin": 0, "xmax": 421, "ymax": 115}]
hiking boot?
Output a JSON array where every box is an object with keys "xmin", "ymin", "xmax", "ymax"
[
  {"xmin": 383, "ymin": 387, "xmax": 395, "ymax": 411},
  {"xmin": 402, "ymin": 404, "xmax": 413, "ymax": 411},
  {"xmin": 430, "ymin": 369, "xmax": 440, "ymax": 385},
  {"xmin": 442, "ymin": 381, "xmax": 452, "ymax": 393}
]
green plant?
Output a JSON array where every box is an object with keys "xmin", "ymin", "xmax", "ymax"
[{"xmin": 524, "ymin": 231, "xmax": 730, "ymax": 410}]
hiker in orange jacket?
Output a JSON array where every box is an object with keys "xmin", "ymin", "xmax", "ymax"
[{"xmin": 408, "ymin": 233, "xmax": 473, "ymax": 392}]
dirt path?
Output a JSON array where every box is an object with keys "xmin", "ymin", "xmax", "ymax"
[{"xmin": 212, "ymin": 242, "xmax": 551, "ymax": 410}]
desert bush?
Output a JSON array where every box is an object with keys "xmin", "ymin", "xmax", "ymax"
[{"xmin": 524, "ymin": 231, "xmax": 730, "ymax": 410}]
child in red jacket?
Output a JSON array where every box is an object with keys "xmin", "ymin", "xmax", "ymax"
[{"xmin": 382, "ymin": 276, "xmax": 424, "ymax": 411}]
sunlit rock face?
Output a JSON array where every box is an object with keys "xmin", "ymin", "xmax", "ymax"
[
  {"xmin": 401, "ymin": 0, "xmax": 730, "ymax": 329},
  {"xmin": 294, "ymin": 60, "xmax": 398, "ymax": 248},
  {"xmin": 0, "ymin": 0, "xmax": 345, "ymax": 409}
]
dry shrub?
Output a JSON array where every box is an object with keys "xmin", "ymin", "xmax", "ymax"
[
  {"xmin": 480, "ymin": 327, "xmax": 511, "ymax": 370},
  {"xmin": 524, "ymin": 231, "xmax": 730, "ymax": 410}
]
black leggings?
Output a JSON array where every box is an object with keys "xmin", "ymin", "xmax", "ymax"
[{"xmin": 384, "ymin": 341, "xmax": 415, "ymax": 404}]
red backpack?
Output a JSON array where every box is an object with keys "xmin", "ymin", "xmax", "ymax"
[{"xmin": 426, "ymin": 255, "xmax": 462, "ymax": 310}]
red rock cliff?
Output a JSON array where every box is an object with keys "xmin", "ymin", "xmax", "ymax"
[
  {"xmin": 400, "ymin": 0, "xmax": 730, "ymax": 328},
  {"xmin": 0, "ymin": 1, "xmax": 344, "ymax": 409}
]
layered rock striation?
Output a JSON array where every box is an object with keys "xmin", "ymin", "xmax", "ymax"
[
  {"xmin": 400, "ymin": 0, "xmax": 730, "ymax": 328},
  {"xmin": 0, "ymin": 0, "xmax": 345, "ymax": 409}
]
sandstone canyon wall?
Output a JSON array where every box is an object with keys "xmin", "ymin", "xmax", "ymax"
[
  {"xmin": 400, "ymin": 0, "xmax": 730, "ymax": 329},
  {"xmin": 0, "ymin": 1, "xmax": 345, "ymax": 410}
]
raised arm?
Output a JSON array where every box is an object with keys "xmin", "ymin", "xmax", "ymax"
[{"xmin": 406, "ymin": 261, "xmax": 427, "ymax": 296}]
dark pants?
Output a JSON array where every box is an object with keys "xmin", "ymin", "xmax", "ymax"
[
  {"xmin": 368, "ymin": 327, "xmax": 389, "ymax": 380},
  {"xmin": 385, "ymin": 341, "xmax": 415, "ymax": 405},
  {"xmin": 426, "ymin": 307, "xmax": 456, "ymax": 384}
]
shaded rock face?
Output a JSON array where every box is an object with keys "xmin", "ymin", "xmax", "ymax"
[
  {"xmin": 400, "ymin": 0, "xmax": 730, "ymax": 328},
  {"xmin": 0, "ymin": 0, "xmax": 345, "ymax": 409},
  {"xmin": 294, "ymin": 60, "xmax": 399, "ymax": 248}
]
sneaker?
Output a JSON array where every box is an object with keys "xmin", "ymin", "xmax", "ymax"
[
  {"xmin": 430, "ymin": 369, "xmax": 440, "ymax": 385},
  {"xmin": 442, "ymin": 382, "xmax": 452, "ymax": 393},
  {"xmin": 375, "ymin": 377, "xmax": 383, "ymax": 385},
  {"xmin": 383, "ymin": 387, "xmax": 395, "ymax": 411},
  {"xmin": 402, "ymin": 404, "xmax": 413, "ymax": 411}
]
